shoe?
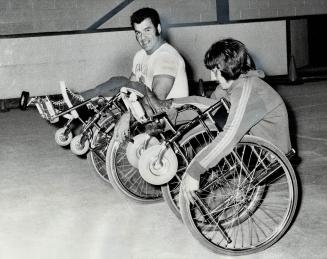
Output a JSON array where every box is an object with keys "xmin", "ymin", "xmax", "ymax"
[
  {"xmin": 30, "ymin": 96, "xmax": 59, "ymax": 123},
  {"xmin": 66, "ymin": 87, "xmax": 84, "ymax": 105},
  {"xmin": 51, "ymin": 99, "xmax": 68, "ymax": 111},
  {"xmin": 51, "ymin": 88, "xmax": 84, "ymax": 112}
]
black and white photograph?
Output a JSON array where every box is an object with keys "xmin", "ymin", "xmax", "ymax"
[{"xmin": 1, "ymin": 1, "xmax": 327, "ymax": 258}]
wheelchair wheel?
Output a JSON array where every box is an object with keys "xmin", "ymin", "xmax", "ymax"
[
  {"xmin": 106, "ymin": 129, "xmax": 163, "ymax": 203},
  {"xmin": 70, "ymin": 134, "xmax": 90, "ymax": 156},
  {"xmin": 179, "ymin": 135, "xmax": 299, "ymax": 255},
  {"xmin": 161, "ymin": 124, "xmax": 218, "ymax": 220},
  {"xmin": 55, "ymin": 127, "xmax": 73, "ymax": 146},
  {"xmin": 87, "ymin": 113, "xmax": 118, "ymax": 184}
]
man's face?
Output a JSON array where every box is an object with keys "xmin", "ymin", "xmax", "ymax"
[{"xmin": 134, "ymin": 18, "xmax": 161, "ymax": 54}]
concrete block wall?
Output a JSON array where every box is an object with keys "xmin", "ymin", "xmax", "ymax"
[
  {"xmin": 229, "ymin": 0, "xmax": 327, "ymax": 20},
  {"xmin": 0, "ymin": 21, "xmax": 287, "ymax": 99},
  {"xmin": 0, "ymin": 0, "xmax": 217, "ymax": 35}
]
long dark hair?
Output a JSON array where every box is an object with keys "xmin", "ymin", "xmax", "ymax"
[{"xmin": 204, "ymin": 38, "xmax": 256, "ymax": 81}]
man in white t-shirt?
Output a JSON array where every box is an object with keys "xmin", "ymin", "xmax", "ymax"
[
  {"xmin": 49, "ymin": 7, "xmax": 188, "ymax": 111},
  {"xmin": 131, "ymin": 40, "xmax": 188, "ymax": 99}
]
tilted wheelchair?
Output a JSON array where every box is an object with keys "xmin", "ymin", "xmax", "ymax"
[
  {"xmin": 27, "ymin": 82, "xmax": 144, "ymax": 184},
  {"xmin": 106, "ymin": 87, "xmax": 299, "ymax": 255}
]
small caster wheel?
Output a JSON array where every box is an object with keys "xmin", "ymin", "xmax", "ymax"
[
  {"xmin": 55, "ymin": 127, "xmax": 73, "ymax": 146},
  {"xmin": 138, "ymin": 145, "xmax": 178, "ymax": 185},
  {"xmin": 70, "ymin": 134, "xmax": 90, "ymax": 155},
  {"xmin": 19, "ymin": 91, "xmax": 30, "ymax": 110},
  {"xmin": 126, "ymin": 133, "xmax": 159, "ymax": 168}
]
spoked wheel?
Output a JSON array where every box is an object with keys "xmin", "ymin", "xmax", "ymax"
[
  {"xmin": 179, "ymin": 135, "xmax": 299, "ymax": 255},
  {"xmin": 87, "ymin": 114, "xmax": 119, "ymax": 184},
  {"xmin": 161, "ymin": 125, "xmax": 218, "ymax": 220},
  {"xmin": 70, "ymin": 133, "xmax": 90, "ymax": 156},
  {"xmin": 106, "ymin": 126, "xmax": 163, "ymax": 203},
  {"xmin": 55, "ymin": 127, "xmax": 73, "ymax": 146}
]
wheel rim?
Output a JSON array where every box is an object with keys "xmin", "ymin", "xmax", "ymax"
[
  {"xmin": 71, "ymin": 135, "xmax": 89, "ymax": 155},
  {"xmin": 139, "ymin": 145, "xmax": 178, "ymax": 185},
  {"xmin": 181, "ymin": 138, "xmax": 298, "ymax": 255},
  {"xmin": 55, "ymin": 128, "xmax": 72, "ymax": 146},
  {"xmin": 162, "ymin": 128, "xmax": 217, "ymax": 218},
  {"xmin": 110, "ymin": 139, "xmax": 162, "ymax": 201},
  {"xmin": 126, "ymin": 134, "xmax": 160, "ymax": 169},
  {"xmin": 89, "ymin": 116, "xmax": 117, "ymax": 182}
]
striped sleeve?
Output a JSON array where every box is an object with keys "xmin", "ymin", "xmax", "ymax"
[{"xmin": 187, "ymin": 80, "xmax": 254, "ymax": 180}]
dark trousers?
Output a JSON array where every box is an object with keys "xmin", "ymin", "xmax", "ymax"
[{"xmin": 80, "ymin": 76, "xmax": 147, "ymax": 100}]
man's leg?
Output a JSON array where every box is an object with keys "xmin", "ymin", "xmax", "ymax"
[{"xmin": 80, "ymin": 76, "xmax": 131, "ymax": 99}]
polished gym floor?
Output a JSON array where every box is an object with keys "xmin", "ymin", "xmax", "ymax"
[{"xmin": 1, "ymin": 80, "xmax": 327, "ymax": 259}]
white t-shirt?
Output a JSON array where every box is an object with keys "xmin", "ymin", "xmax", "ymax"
[{"xmin": 132, "ymin": 43, "xmax": 189, "ymax": 99}]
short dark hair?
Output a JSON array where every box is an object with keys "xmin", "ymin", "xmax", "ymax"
[
  {"xmin": 204, "ymin": 38, "xmax": 256, "ymax": 81},
  {"xmin": 130, "ymin": 7, "xmax": 161, "ymax": 30}
]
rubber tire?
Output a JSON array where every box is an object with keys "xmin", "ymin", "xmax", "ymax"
[
  {"xmin": 138, "ymin": 145, "xmax": 178, "ymax": 185},
  {"xmin": 106, "ymin": 136, "xmax": 163, "ymax": 204},
  {"xmin": 55, "ymin": 127, "xmax": 73, "ymax": 147},
  {"xmin": 87, "ymin": 113, "xmax": 119, "ymax": 184},
  {"xmin": 70, "ymin": 134, "xmax": 90, "ymax": 156},
  {"xmin": 126, "ymin": 133, "xmax": 160, "ymax": 168},
  {"xmin": 179, "ymin": 135, "xmax": 299, "ymax": 256},
  {"xmin": 161, "ymin": 123, "xmax": 218, "ymax": 220}
]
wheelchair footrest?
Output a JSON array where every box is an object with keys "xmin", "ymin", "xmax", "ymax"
[{"xmin": 31, "ymin": 97, "xmax": 59, "ymax": 123}]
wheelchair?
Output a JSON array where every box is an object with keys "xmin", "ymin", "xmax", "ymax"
[
  {"xmin": 106, "ymin": 90, "xmax": 299, "ymax": 255},
  {"xmin": 105, "ymin": 89, "xmax": 229, "ymax": 203},
  {"xmin": 27, "ymin": 82, "xmax": 144, "ymax": 184}
]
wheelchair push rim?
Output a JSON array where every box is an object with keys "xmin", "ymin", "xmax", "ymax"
[
  {"xmin": 161, "ymin": 124, "xmax": 218, "ymax": 220},
  {"xmin": 106, "ymin": 127, "xmax": 163, "ymax": 203}
]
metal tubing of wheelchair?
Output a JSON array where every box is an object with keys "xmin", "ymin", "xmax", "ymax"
[
  {"xmin": 51, "ymin": 99, "xmax": 95, "ymax": 119},
  {"xmin": 51, "ymin": 95, "xmax": 119, "ymax": 119},
  {"xmin": 251, "ymin": 161, "xmax": 282, "ymax": 189},
  {"xmin": 193, "ymin": 195, "xmax": 232, "ymax": 243}
]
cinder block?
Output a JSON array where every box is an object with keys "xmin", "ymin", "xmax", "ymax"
[
  {"xmin": 54, "ymin": 0, "xmax": 76, "ymax": 9},
  {"xmin": 76, "ymin": 0, "xmax": 116, "ymax": 10},
  {"xmin": 229, "ymin": 0, "xmax": 250, "ymax": 10},
  {"xmin": 277, "ymin": 7, "xmax": 296, "ymax": 17},
  {"xmin": 34, "ymin": 17, "xmax": 77, "ymax": 32},
  {"xmin": 304, "ymin": 0, "xmax": 325, "ymax": 6},
  {"xmin": 0, "ymin": 0, "xmax": 10, "ymax": 9},
  {"xmin": 169, "ymin": 12, "xmax": 201, "ymax": 24},
  {"xmin": 229, "ymin": 8, "xmax": 242, "ymax": 20},
  {"xmin": 249, "ymin": 0, "xmax": 269, "ymax": 9},
  {"xmin": 259, "ymin": 8, "xmax": 278, "ymax": 18},
  {"xmin": 0, "ymin": 22, "xmax": 12, "ymax": 34},
  {"xmin": 269, "ymin": 0, "xmax": 297, "ymax": 8},
  {"xmin": 200, "ymin": 11, "xmax": 217, "ymax": 22},
  {"xmin": 0, "ymin": 8, "xmax": 34, "ymax": 23},
  {"xmin": 295, "ymin": 5, "xmax": 322, "ymax": 15},
  {"xmin": 11, "ymin": 21, "xmax": 34, "ymax": 34},
  {"xmin": 170, "ymin": 4, "xmax": 215, "ymax": 23},
  {"xmin": 10, "ymin": 0, "xmax": 33, "ymax": 9},
  {"xmin": 32, "ymin": 0, "xmax": 55, "ymax": 10},
  {"xmin": 240, "ymin": 8, "xmax": 260, "ymax": 19}
]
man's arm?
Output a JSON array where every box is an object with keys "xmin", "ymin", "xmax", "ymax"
[
  {"xmin": 129, "ymin": 72, "xmax": 137, "ymax": 82},
  {"xmin": 151, "ymin": 74, "xmax": 175, "ymax": 100}
]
